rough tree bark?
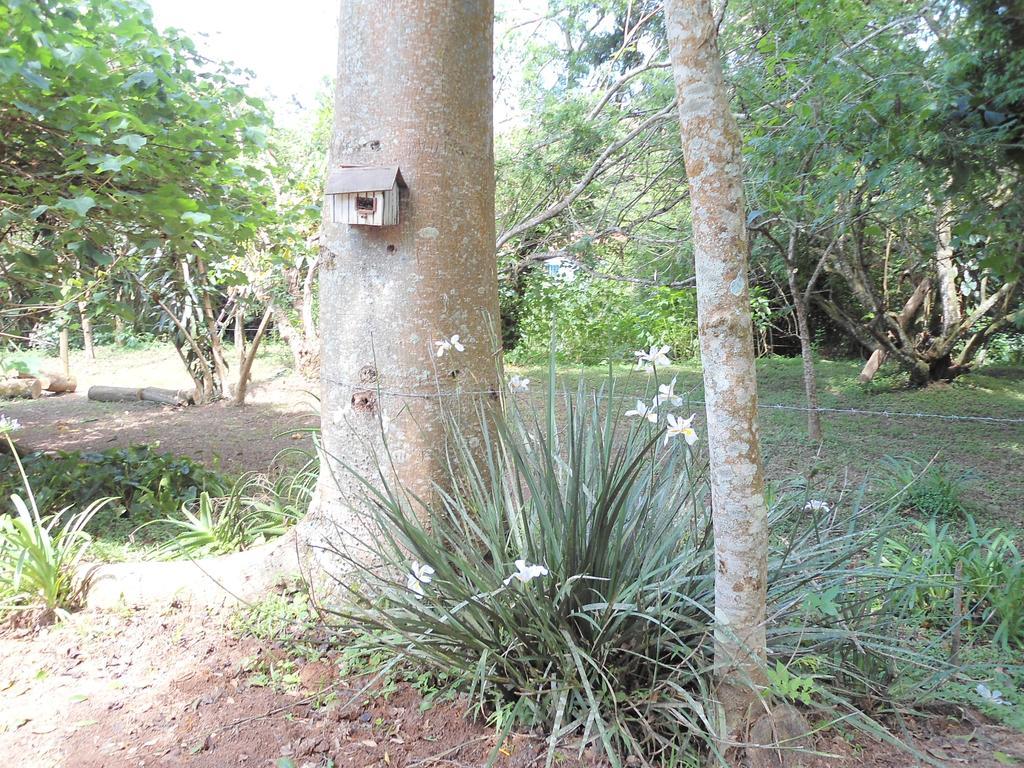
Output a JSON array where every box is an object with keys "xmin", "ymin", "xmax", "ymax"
[
  {"xmin": 304, "ymin": 0, "xmax": 501, "ymax": 574},
  {"xmin": 664, "ymin": 0, "xmax": 775, "ymax": 751}
]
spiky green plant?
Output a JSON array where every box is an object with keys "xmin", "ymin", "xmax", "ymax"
[
  {"xmin": 150, "ymin": 491, "xmax": 247, "ymax": 557},
  {"xmin": 150, "ymin": 455, "xmax": 316, "ymax": 558},
  {"xmin": 318, "ymin": 366, "xmax": 937, "ymax": 767},
  {"xmin": 882, "ymin": 516, "xmax": 1024, "ymax": 649},
  {"xmin": 0, "ymin": 428, "xmax": 110, "ymax": 620}
]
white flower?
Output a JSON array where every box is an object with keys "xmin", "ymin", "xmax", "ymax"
[
  {"xmin": 804, "ymin": 500, "xmax": 831, "ymax": 513},
  {"xmin": 653, "ymin": 377, "xmax": 683, "ymax": 408},
  {"xmin": 0, "ymin": 415, "xmax": 21, "ymax": 434},
  {"xmin": 434, "ymin": 334, "xmax": 465, "ymax": 358},
  {"xmin": 406, "ymin": 561, "xmax": 435, "ymax": 598},
  {"xmin": 665, "ymin": 413, "xmax": 698, "ymax": 446},
  {"xmin": 508, "ymin": 375, "xmax": 530, "ymax": 393},
  {"xmin": 624, "ymin": 399, "xmax": 658, "ymax": 423},
  {"xmin": 503, "ymin": 559, "xmax": 549, "ymax": 586},
  {"xmin": 977, "ymin": 683, "xmax": 1012, "ymax": 706},
  {"xmin": 634, "ymin": 344, "xmax": 671, "ymax": 370}
]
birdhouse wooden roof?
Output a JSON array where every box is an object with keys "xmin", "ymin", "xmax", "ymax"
[{"xmin": 326, "ymin": 165, "xmax": 406, "ymax": 195}]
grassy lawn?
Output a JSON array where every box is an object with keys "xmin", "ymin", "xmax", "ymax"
[{"xmin": 513, "ymin": 357, "xmax": 1024, "ymax": 525}]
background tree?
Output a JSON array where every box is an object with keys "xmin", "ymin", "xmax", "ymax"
[{"xmin": 0, "ymin": 0, "xmax": 273, "ymax": 399}]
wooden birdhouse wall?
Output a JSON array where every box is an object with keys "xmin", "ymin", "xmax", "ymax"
[{"xmin": 330, "ymin": 186, "xmax": 400, "ymax": 226}]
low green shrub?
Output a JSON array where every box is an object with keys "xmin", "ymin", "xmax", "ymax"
[
  {"xmin": 319, "ymin": 369, "xmax": 934, "ymax": 766},
  {"xmin": 0, "ymin": 444, "xmax": 227, "ymax": 521},
  {"xmin": 882, "ymin": 517, "xmax": 1024, "ymax": 649},
  {"xmin": 879, "ymin": 456, "xmax": 976, "ymax": 518}
]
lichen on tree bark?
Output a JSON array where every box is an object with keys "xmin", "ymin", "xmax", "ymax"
[{"xmin": 663, "ymin": 0, "xmax": 771, "ymax": 740}]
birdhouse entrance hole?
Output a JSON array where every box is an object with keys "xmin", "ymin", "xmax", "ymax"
[{"xmin": 355, "ymin": 194, "xmax": 376, "ymax": 215}]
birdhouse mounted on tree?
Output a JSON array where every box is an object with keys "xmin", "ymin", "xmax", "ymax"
[{"xmin": 326, "ymin": 165, "xmax": 406, "ymax": 227}]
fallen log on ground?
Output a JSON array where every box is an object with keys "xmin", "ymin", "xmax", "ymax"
[
  {"xmin": 140, "ymin": 387, "xmax": 193, "ymax": 405},
  {"xmin": 17, "ymin": 370, "xmax": 77, "ymax": 393},
  {"xmin": 0, "ymin": 377, "xmax": 43, "ymax": 399},
  {"xmin": 87, "ymin": 385, "xmax": 194, "ymax": 405},
  {"xmin": 88, "ymin": 385, "xmax": 143, "ymax": 402}
]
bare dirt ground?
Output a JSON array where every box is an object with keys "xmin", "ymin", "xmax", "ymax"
[
  {"xmin": 0, "ymin": 605, "xmax": 600, "ymax": 768},
  {"xmin": 1, "ymin": 604, "xmax": 1022, "ymax": 768},
  {"xmin": 2, "ymin": 345, "xmax": 320, "ymax": 475}
]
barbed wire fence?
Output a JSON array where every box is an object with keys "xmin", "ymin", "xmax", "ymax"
[{"xmin": 323, "ymin": 377, "xmax": 1024, "ymax": 425}]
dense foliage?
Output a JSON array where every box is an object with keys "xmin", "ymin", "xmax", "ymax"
[
  {"xmin": 0, "ymin": 0, "xmax": 273, "ymax": 397},
  {"xmin": 0, "ymin": 444, "xmax": 226, "ymax": 518},
  {"xmin": 3, "ymin": 0, "xmax": 1019, "ymax": 386},
  {"xmin": 493, "ymin": 0, "xmax": 1023, "ymax": 378}
]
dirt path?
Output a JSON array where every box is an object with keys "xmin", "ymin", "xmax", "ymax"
[
  {"xmin": 0, "ymin": 606, "xmax": 596, "ymax": 768},
  {"xmin": 2, "ymin": 346, "xmax": 319, "ymax": 475}
]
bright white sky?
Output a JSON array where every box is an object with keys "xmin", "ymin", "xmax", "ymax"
[{"xmin": 148, "ymin": 0, "xmax": 549, "ymax": 129}]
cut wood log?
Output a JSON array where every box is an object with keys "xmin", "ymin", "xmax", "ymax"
[
  {"xmin": 88, "ymin": 385, "xmax": 143, "ymax": 402},
  {"xmin": 140, "ymin": 387, "xmax": 193, "ymax": 406},
  {"xmin": 87, "ymin": 385, "xmax": 193, "ymax": 405},
  {"xmin": 17, "ymin": 370, "xmax": 77, "ymax": 393},
  {"xmin": 0, "ymin": 378, "xmax": 42, "ymax": 399}
]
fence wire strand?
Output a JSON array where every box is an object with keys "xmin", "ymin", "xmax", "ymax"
[{"xmin": 323, "ymin": 377, "xmax": 1024, "ymax": 425}]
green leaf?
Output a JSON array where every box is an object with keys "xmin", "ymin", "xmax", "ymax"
[
  {"xmin": 13, "ymin": 100, "xmax": 41, "ymax": 117},
  {"xmin": 180, "ymin": 211, "xmax": 211, "ymax": 226},
  {"xmin": 244, "ymin": 126, "xmax": 268, "ymax": 148},
  {"xmin": 20, "ymin": 65, "xmax": 50, "ymax": 90},
  {"xmin": 56, "ymin": 196, "xmax": 96, "ymax": 217},
  {"xmin": 91, "ymin": 154, "xmax": 133, "ymax": 173},
  {"xmin": 113, "ymin": 133, "xmax": 147, "ymax": 153}
]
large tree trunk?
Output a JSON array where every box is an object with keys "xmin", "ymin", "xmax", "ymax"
[
  {"xmin": 305, "ymin": 0, "xmax": 500, "ymax": 573},
  {"xmin": 665, "ymin": 0, "xmax": 771, "ymax": 745}
]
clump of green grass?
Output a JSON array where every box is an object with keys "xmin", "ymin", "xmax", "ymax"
[
  {"xmin": 880, "ymin": 456, "xmax": 977, "ymax": 518},
  {"xmin": 882, "ymin": 516, "xmax": 1024, "ymax": 650}
]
